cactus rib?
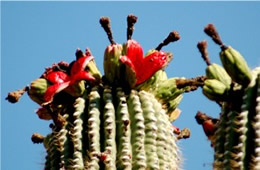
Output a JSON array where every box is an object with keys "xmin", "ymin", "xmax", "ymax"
[
  {"xmin": 128, "ymin": 90, "xmax": 147, "ymax": 170},
  {"xmin": 102, "ymin": 86, "xmax": 117, "ymax": 169},
  {"xmin": 87, "ymin": 87, "xmax": 101, "ymax": 169},
  {"xmin": 71, "ymin": 98, "xmax": 85, "ymax": 169},
  {"xmin": 151, "ymin": 95, "xmax": 170, "ymax": 169},
  {"xmin": 139, "ymin": 91, "xmax": 160, "ymax": 170},
  {"xmin": 116, "ymin": 88, "xmax": 132, "ymax": 170}
]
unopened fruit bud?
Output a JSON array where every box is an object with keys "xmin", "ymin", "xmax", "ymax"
[
  {"xmin": 28, "ymin": 78, "xmax": 50, "ymax": 105},
  {"xmin": 104, "ymin": 44, "xmax": 123, "ymax": 85},
  {"xmin": 203, "ymin": 79, "xmax": 228, "ymax": 101},
  {"xmin": 206, "ymin": 63, "xmax": 232, "ymax": 88},
  {"xmin": 220, "ymin": 46, "xmax": 252, "ymax": 86}
]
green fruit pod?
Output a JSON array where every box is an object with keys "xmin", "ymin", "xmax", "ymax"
[{"xmin": 220, "ymin": 46, "xmax": 252, "ymax": 87}]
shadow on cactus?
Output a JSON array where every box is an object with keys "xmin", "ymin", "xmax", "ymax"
[
  {"xmin": 195, "ymin": 24, "xmax": 260, "ymax": 169},
  {"xmin": 6, "ymin": 14, "xmax": 205, "ymax": 170}
]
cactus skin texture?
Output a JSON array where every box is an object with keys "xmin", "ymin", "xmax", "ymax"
[
  {"xmin": 41, "ymin": 88, "xmax": 179, "ymax": 170},
  {"xmin": 212, "ymin": 68, "xmax": 260, "ymax": 170},
  {"xmin": 199, "ymin": 64, "xmax": 260, "ymax": 170}
]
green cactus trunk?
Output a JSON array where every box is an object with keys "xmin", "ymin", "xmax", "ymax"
[
  {"xmin": 213, "ymin": 68, "xmax": 260, "ymax": 170},
  {"xmin": 43, "ymin": 87, "xmax": 180, "ymax": 170}
]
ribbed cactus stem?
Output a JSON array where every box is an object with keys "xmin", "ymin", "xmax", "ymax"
[
  {"xmin": 56, "ymin": 113, "xmax": 69, "ymax": 169},
  {"xmin": 102, "ymin": 86, "xmax": 116, "ymax": 169},
  {"xmin": 87, "ymin": 87, "xmax": 101, "ymax": 169},
  {"xmin": 214, "ymin": 105, "xmax": 228, "ymax": 169},
  {"xmin": 71, "ymin": 97, "xmax": 85, "ymax": 169},
  {"xmin": 116, "ymin": 88, "xmax": 132, "ymax": 170},
  {"xmin": 48, "ymin": 129, "xmax": 62, "ymax": 170},
  {"xmin": 223, "ymin": 110, "xmax": 245, "ymax": 170},
  {"xmin": 44, "ymin": 134, "xmax": 52, "ymax": 170},
  {"xmin": 254, "ymin": 74, "xmax": 260, "ymax": 169},
  {"xmin": 128, "ymin": 90, "xmax": 147, "ymax": 169},
  {"xmin": 139, "ymin": 91, "xmax": 160, "ymax": 170},
  {"xmin": 242, "ymin": 76, "xmax": 258, "ymax": 169},
  {"xmin": 166, "ymin": 118, "xmax": 180, "ymax": 170},
  {"xmin": 223, "ymin": 111, "xmax": 232, "ymax": 170},
  {"xmin": 213, "ymin": 68, "xmax": 260, "ymax": 170},
  {"xmin": 151, "ymin": 95, "xmax": 170, "ymax": 169}
]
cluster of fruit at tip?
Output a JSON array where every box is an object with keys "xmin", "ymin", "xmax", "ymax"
[
  {"xmin": 195, "ymin": 24, "xmax": 260, "ymax": 170},
  {"xmin": 6, "ymin": 14, "xmax": 201, "ymax": 170}
]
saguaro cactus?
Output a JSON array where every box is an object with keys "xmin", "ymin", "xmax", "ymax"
[
  {"xmin": 7, "ymin": 15, "xmax": 195, "ymax": 170},
  {"xmin": 196, "ymin": 24, "xmax": 260, "ymax": 170}
]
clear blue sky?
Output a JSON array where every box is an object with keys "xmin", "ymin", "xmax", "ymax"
[{"xmin": 2, "ymin": 2, "xmax": 260, "ymax": 170}]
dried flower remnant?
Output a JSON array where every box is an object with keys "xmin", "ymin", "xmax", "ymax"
[
  {"xmin": 31, "ymin": 133, "xmax": 45, "ymax": 144},
  {"xmin": 6, "ymin": 87, "xmax": 29, "ymax": 103}
]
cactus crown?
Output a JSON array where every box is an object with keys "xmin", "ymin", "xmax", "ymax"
[{"xmin": 6, "ymin": 14, "xmax": 200, "ymax": 170}]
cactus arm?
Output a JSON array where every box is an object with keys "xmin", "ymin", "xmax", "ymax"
[
  {"xmin": 70, "ymin": 98, "xmax": 85, "ymax": 169},
  {"xmin": 87, "ymin": 87, "xmax": 101, "ymax": 169},
  {"xmin": 139, "ymin": 91, "xmax": 160, "ymax": 170},
  {"xmin": 102, "ymin": 86, "xmax": 117, "ymax": 169},
  {"xmin": 213, "ymin": 69, "xmax": 260, "ymax": 170},
  {"xmin": 116, "ymin": 88, "xmax": 132, "ymax": 170},
  {"xmin": 127, "ymin": 90, "xmax": 147, "ymax": 170}
]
